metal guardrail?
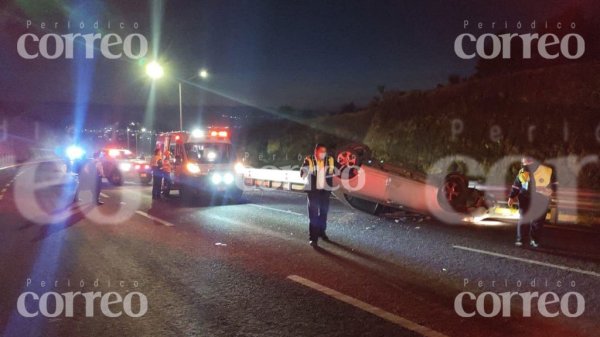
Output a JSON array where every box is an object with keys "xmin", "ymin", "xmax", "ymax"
[{"xmin": 241, "ymin": 167, "xmax": 307, "ymax": 191}]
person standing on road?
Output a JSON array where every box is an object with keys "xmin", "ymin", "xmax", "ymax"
[
  {"xmin": 300, "ymin": 143, "xmax": 338, "ymax": 247},
  {"xmin": 162, "ymin": 151, "xmax": 173, "ymax": 198},
  {"xmin": 151, "ymin": 149, "xmax": 163, "ymax": 200},
  {"xmin": 508, "ymin": 156, "xmax": 557, "ymax": 248},
  {"xmin": 93, "ymin": 151, "xmax": 105, "ymax": 205}
]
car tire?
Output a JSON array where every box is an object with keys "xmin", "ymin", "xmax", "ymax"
[
  {"xmin": 336, "ymin": 143, "xmax": 371, "ymax": 179},
  {"xmin": 437, "ymin": 173, "xmax": 468, "ymax": 213},
  {"xmin": 140, "ymin": 175, "xmax": 152, "ymax": 185},
  {"xmin": 180, "ymin": 186, "xmax": 196, "ymax": 204},
  {"xmin": 108, "ymin": 170, "xmax": 123, "ymax": 186},
  {"xmin": 226, "ymin": 188, "xmax": 243, "ymax": 204}
]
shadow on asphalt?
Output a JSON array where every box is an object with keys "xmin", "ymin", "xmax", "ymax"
[{"xmin": 31, "ymin": 203, "xmax": 95, "ymax": 242}]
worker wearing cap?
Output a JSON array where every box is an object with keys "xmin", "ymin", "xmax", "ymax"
[
  {"xmin": 162, "ymin": 151, "xmax": 173, "ymax": 197},
  {"xmin": 508, "ymin": 156, "xmax": 557, "ymax": 248},
  {"xmin": 300, "ymin": 143, "xmax": 339, "ymax": 246}
]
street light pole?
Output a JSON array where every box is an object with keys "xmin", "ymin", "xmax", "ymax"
[
  {"xmin": 178, "ymin": 82, "xmax": 183, "ymax": 131},
  {"xmin": 145, "ymin": 60, "xmax": 207, "ymax": 132}
]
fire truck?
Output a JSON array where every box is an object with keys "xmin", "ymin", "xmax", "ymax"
[{"xmin": 155, "ymin": 128, "xmax": 243, "ymax": 202}]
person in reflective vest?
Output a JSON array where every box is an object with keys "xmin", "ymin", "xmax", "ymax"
[
  {"xmin": 162, "ymin": 151, "xmax": 173, "ymax": 197},
  {"xmin": 300, "ymin": 143, "xmax": 339, "ymax": 246},
  {"xmin": 508, "ymin": 156, "xmax": 557, "ymax": 248},
  {"xmin": 150, "ymin": 148, "xmax": 163, "ymax": 200}
]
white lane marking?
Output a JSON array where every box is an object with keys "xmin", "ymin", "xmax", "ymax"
[
  {"xmin": 0, "ymin": 160, "xmax": 54, "ymax": 171},
  {"xmin": 100, "ymin": 193, "xmax": 110, "ymax": 198},
  {"xmin": 453, "ymin": 245, "xmax": 600, "ymax": 278},
  {"xmin": 1, "ymin": 188, "xmax": 7, "ymax": 193},
  {"xmin": 135, "ymin": 211, "xmax": 174, "ymax": 227},
  {"xmin": 248, "ymin": 203, "xmax": 303, "ymax": 216},
  {"xmin": 287, "ymin": 275, "xmax": 449, "ymax": 337}
]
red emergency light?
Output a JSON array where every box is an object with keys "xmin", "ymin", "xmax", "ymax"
[{"xmin": 107, "ymin": 149, "xmax": 120, "ymax": 157}]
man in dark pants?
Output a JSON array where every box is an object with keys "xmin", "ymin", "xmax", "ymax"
[
  {"xmin": 92, "ymin": 152, "xmax": 105, "ymax": 205},
  {"xmin": 300, "ymin": 144, "xmax": 339, "ymax": 246},
  {"xmin": 508, "ymin": 156, "xmax": 558, "ymax": 248},
  {"xmin": 150, "ymin": 149, "xmax": 163, "ymax": 200}
]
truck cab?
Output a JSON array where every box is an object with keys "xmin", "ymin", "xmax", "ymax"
[{"xmin": 156, "ymin": 128, "xmax": 243, "ymax": 202}]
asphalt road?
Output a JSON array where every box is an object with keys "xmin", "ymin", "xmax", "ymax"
[{"xmin": 0, "ymin": 162, "xmax": 599, "ymax": 337}]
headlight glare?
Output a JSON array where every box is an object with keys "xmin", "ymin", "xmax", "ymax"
[
  {"xmin": 186, "ymin": 162, "xmax": 201, "ymax": 174},
  {"xmin": 223, "ymin": 172, "xmax": 234, "ymax": 184},
  {"xmin": 211, "ymin": 173, "xmax": 222, "ymax": 184}
]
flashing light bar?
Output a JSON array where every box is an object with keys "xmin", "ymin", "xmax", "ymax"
[
  {"xmin": 207, "ymin": 130, "xmax": 228, "ymax": 138},
  {"xmin": 108, "ymin": 149, "xmax": 120, "ymax": 157},
  {"xmin": 192, "ymin": 129, "xmax": 205, "ymax": 138}
]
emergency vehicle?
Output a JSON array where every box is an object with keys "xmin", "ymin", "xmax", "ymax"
[
  {"xmin": 100, "ymin": 148, "xmax": 152, "ymax": 185},
  {"xmin": 155, "ymin": 127, "xmax": 243, "ymax": 202}
]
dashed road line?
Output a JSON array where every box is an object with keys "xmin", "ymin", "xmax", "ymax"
[
  {"xmin": 135, "ymin": 211, "xmax": 175, "ymax": 227},
  {"xmin": 453, "ymin": 245, "xmax": 600, "ymax": 278},
  {"xmin": 100, "ymin": 193, "xmax": 110, "ymax": 198},
  {"xmin": 287, "ymin": 275, "xmax": 449, "ymax": 337},
  {"xmin": 248, "ymin": 203, "xmax": 303, "ymax": 216}
]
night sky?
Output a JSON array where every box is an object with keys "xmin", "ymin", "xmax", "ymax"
[{"xmin": 0, "ymin": 0, "xmax": 595, "ymax": 112}]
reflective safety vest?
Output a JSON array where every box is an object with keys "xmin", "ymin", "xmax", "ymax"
[
  {"xmin": 518, "ymin": 164, "xmax": 552, "ymax": 190},
  {"xmin": 305, "ymin": 156, "xmax": 335, "ymax": 176},
  {"xmin": 162, "ymin": 158, "xmax": 172, "ymax": 173},
  {"xmin": 532, "ymin": 164, "xmax": 552, "ymax": 188},
  {"xmin": 150, "ymin": 155, "xmax": 162, "ymax": 168}
]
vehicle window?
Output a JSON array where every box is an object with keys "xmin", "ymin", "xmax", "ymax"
[{"xmin": 184, "ymin": 143, "xmax": 230, "ymax": 164}]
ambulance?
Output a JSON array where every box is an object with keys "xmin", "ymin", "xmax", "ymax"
[{"xmin": 155, "ymin": 127, "xmax": 243, "ymax": 202}]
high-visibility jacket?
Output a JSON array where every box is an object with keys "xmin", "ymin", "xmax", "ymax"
[
  {"xmin": 510, "ymin": 163, "xmax": 557, "ymax": 199},
  {"xmin": 300, "ymin": 155, "xmax": 337, "ymax": 191},
  {"xmin": 162, "ymin": 157, "xmax": 172, "ymax": 173},
  {"xmin": 150, "ymin": 154, "xmax": 162, "ymax": 169}
]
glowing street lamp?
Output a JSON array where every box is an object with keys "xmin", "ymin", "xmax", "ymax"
[
  {"xmin": 144, "ymin": 60, "xmax": 209, "ymax": 131},
  {"xmin": 145, "ymin": 61, "xmax": 164, "ymax": 79},
  {"xmin": 199, "ymin": 68, "xmax": 209, "ymax": 79}
]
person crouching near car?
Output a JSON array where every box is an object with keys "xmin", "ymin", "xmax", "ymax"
[
  {"xmin": 162, "ymin": 151, "xmax": 173, "ymax": 198},
  {"xmin": 150, "ymin": 149, "xmax": 163, "ymax": 200}
]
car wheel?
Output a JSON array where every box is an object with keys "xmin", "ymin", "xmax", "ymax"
[
  {"xmin": 437, "ymin": 173, "xmax": 468, "ymax": 213},
  {"xmin": 336, "ymin": 143, "xmax": 371, "ymax": 179},
  {"xmin": 226, "ymin": 188, "xmax": 243, "ymax": 204},
  {"xmin": 180, "ymin": 186, "xmax": 196, "ymax": 204},
  {"xmin": 108, "ymin": 170, "xmax": 123, "ymax": 186},
  {"xmin": 140, "ymin": 175, "xmax": 152, "ymax": 185}
]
